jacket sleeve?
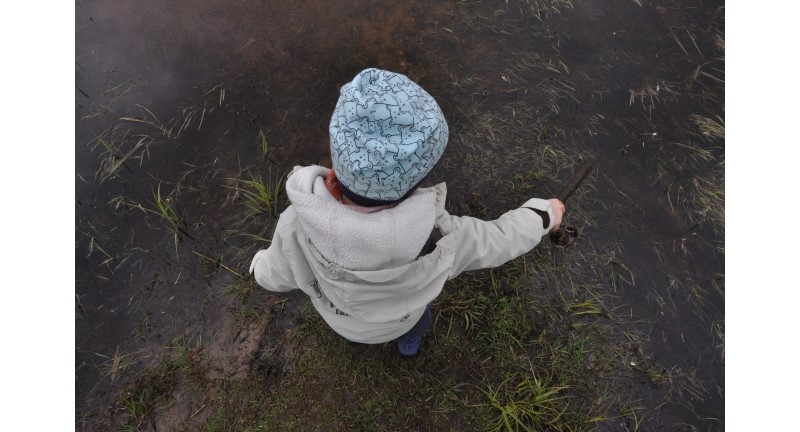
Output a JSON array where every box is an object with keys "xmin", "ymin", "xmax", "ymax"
[
  {"xmin": 446, "ymin": 198, "xmax": 554, "ymax": 276},
  {"xmin": 249, "ymin": 212, "xmax": 300, "ymax": 293}
]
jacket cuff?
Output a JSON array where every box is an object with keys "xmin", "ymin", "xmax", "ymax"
[
  {"xmin": 249, "ymin": 250, "xmax": 265, "ymax": 274},
  {"xmin": 521, "ymin": 198, "xmax": 555, "ymax": 231}
]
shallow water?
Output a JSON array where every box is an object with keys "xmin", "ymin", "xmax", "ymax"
[{"xmin": 76, "ymin": 0, "xmax": 724, "ymax": 429}]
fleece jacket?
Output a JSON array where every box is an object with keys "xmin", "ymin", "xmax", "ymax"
[{"xmin": 250, "ymin": 165, "xmax": 555, "ymax": 343}]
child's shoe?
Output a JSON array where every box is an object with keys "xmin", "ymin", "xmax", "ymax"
[{"xmin": 397, "ymin": 334, "xmax": 422, "ymax": 358}]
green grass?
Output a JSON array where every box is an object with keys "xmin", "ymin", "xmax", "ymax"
[
  {"xmin": 479, "ymin": 372, "xmax": 569, "ymax": 432},
  {"xmin": 92, "ymin": 241, "xmax": 677, "ymax": 431},
  {"xmin": 108, "ymin": 182, "xmax": 190, "ymax": 256},
  {"xmin": 258, "ymin": 128, "xmax": 269, "ymax": 157},
  {"xmin": 152, "ymin": 182, "xmax": 180, "ymax": 226},
  {"xmin": 94, "ymin": 132, "xmax": 153, "ymax": 183},
  {"xmin": 220, "ymin": 168, "xmax": 287, "ymax": 268},
  {"xmin": 149, "ymin": 182, "xmax": 186, "ymax": 255},
  {"xmin": 104, "ymin": 359, "xmax": 181, "ymax": 430},
  {"xmin": 121, "ymin": 104, "xmax": 177, "ymax": 139},
  {"xmin": 226, "ymin": 170, "xmax": 285, "ymax": 220},
  {"xmin": 689, "ymin": 162, "xmax": 725, "ymax": 235},
  {"xmin": 166, "ymin": 334, "xmax": 209, "ymax": 390},
  {"xmin": 80, "ymin": 232, "xmax": 117, "ymax": 269},
  {"xmin": 192, "ymin": 250, "xmax": 243, "ymax": 280},
  {"xmin": 690, "ymin": 115, "xmax": 725, "ymax": 141},
  {"xmin": 90, "ymin": 347, "xmax": 138, "ymax": 391},
  {"xmin": 618, "ymin": 404, "xmax": 646, "ymax": 432},
  {"xmin": 712, "ymin": 321, "xmax": 725, "ymax": 362},
  {"xmin": 89, "ymin": 334, "xmax": 212, "ymax": 431}
]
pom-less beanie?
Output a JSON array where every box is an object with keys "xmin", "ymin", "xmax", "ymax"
[{"xmin": 329, "ymin": 68, "xmax": 448, "ymax": 204}]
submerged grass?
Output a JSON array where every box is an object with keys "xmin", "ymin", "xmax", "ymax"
[
  {"xmin": 108, "ymin": 182, "xmax": 189, "ymax": 256},
  {"xmin": 689, "ymin": 161, "xmax": 725, "ymax": 236},
  {"xmin": 119, "ymin": 103, "xmax": 204, "ymax": 140},
  {"xmin": 221, "ymin": 168, "xmax": 287, "ymax": 267},
  {"xmin": 92, "ymin": 128, "xmax": 154, "ymax": 184},
  {"xmin": 690, "ymin": 114, "xmax": 725, "ymax": 141},
  {"xmin": 226, "ymin": 170, "xmax": 285, "ymax": 220}
]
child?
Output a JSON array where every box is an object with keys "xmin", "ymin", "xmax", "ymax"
[{"xmin": 250, "ymin": 68, "xmax": 565, "ymax": 357}]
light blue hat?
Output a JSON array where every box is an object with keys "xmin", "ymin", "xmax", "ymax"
[{"xmin": 329, "ymin": 68, "xmax": 448, "ymax": 203}]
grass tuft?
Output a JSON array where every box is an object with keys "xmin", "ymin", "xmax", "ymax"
[
  {"xmin": 480, "ymin": 372, "xmax": 569, "ymax": 432},
  {"xmin": 95, "ymin": 134, "xmax": 153, "ymax": 183},
  {"xmin": 689, "ymin": 161, "xmax": 725, "ymax": 235},
  {"xmin": 690, "ymin": 114, "xmax": 725, "ymax": 141},
  {"xmin": 226, "ymin": 171, "xmax": 285, "ymax": 220},
  {"xmin": 108, "ymin": 182, "xmax": 189, "ymax": 256}
]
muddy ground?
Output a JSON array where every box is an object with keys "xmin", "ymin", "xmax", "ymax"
[{"xmin": 76, "ymin": 0, "xmax": 724, "ymax": 430}]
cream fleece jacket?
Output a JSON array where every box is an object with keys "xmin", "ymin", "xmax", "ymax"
[{"xmin": 250, "ymin": 165, "xmax": 554, "ymax": 343}]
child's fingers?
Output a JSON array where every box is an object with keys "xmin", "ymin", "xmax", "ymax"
[{"xmin": 549, "ymin": 198, "xmax": 565, "ymax": 214}]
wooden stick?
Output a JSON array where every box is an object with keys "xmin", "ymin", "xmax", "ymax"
[{"xmin": 557, "ymin": 162, "xmax": 593, "ymax": 202}]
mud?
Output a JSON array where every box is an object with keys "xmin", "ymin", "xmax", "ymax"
[{"xmin": 76, "ymin": 0, "xmax": 724, "ymax": 430}]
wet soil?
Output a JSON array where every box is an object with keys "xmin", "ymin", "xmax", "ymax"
[{"xmin": 76, "ymin": 0, "xmax": 724, "ymax": 430}]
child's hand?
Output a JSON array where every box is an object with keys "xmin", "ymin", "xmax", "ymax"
[{"xmin": 549, "ymin": 198, "xmax": 565, "ymax": 231}]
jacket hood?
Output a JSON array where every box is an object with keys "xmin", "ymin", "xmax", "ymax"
[{"xmin": 285, "ymin": 165, "xmax": 437, "ymax": 272}]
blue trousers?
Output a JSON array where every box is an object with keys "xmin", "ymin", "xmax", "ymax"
[
  {"xmin": 395, "ymin": 304, "xmax": 432, "ymax": 344},
  {"xmin": 345, "ymin": 304, "xmax": 432, "ymax": 345}
]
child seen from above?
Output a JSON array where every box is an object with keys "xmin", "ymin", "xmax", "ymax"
[{"xmin": 250, "ymin": 68, "xmax": 565, "ymax": 357}]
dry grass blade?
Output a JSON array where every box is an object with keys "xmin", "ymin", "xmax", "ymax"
[
  {"xmin": 120, "ymin": 104, "xmax": 178, "ymax": 139},
  {"xmin": 690, "ymin": 163, "xmax": 725, "ymax": 234},
  {"xmin": 690, "ymin": 114, "xmax": 724, "ymax": 140},
  {"xmin": 99, "ymin": 136, "xmax": 151, "ymax": 183},
  {"xmin": 192, "ymin": 251, "xmax": 243, "ymax": 279}
]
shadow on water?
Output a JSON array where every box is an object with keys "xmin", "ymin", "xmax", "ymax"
[{"xmin": 76, "ymin": 0, "xmax": 723, "ymax": 430}]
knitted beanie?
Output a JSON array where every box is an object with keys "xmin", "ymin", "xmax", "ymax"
[{"xmin": 329, "ymin": 68, "xmax": 448, "ymax": 205}]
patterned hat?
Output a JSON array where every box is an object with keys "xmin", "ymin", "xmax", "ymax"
[{"xmin": 329, "ymin": 68, "xmax": 448, "ymax": 204}]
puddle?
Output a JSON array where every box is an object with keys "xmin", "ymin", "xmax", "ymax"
[{"xmin": 76, "ymin": 0, "xmax": 724, "ymax": 429}]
